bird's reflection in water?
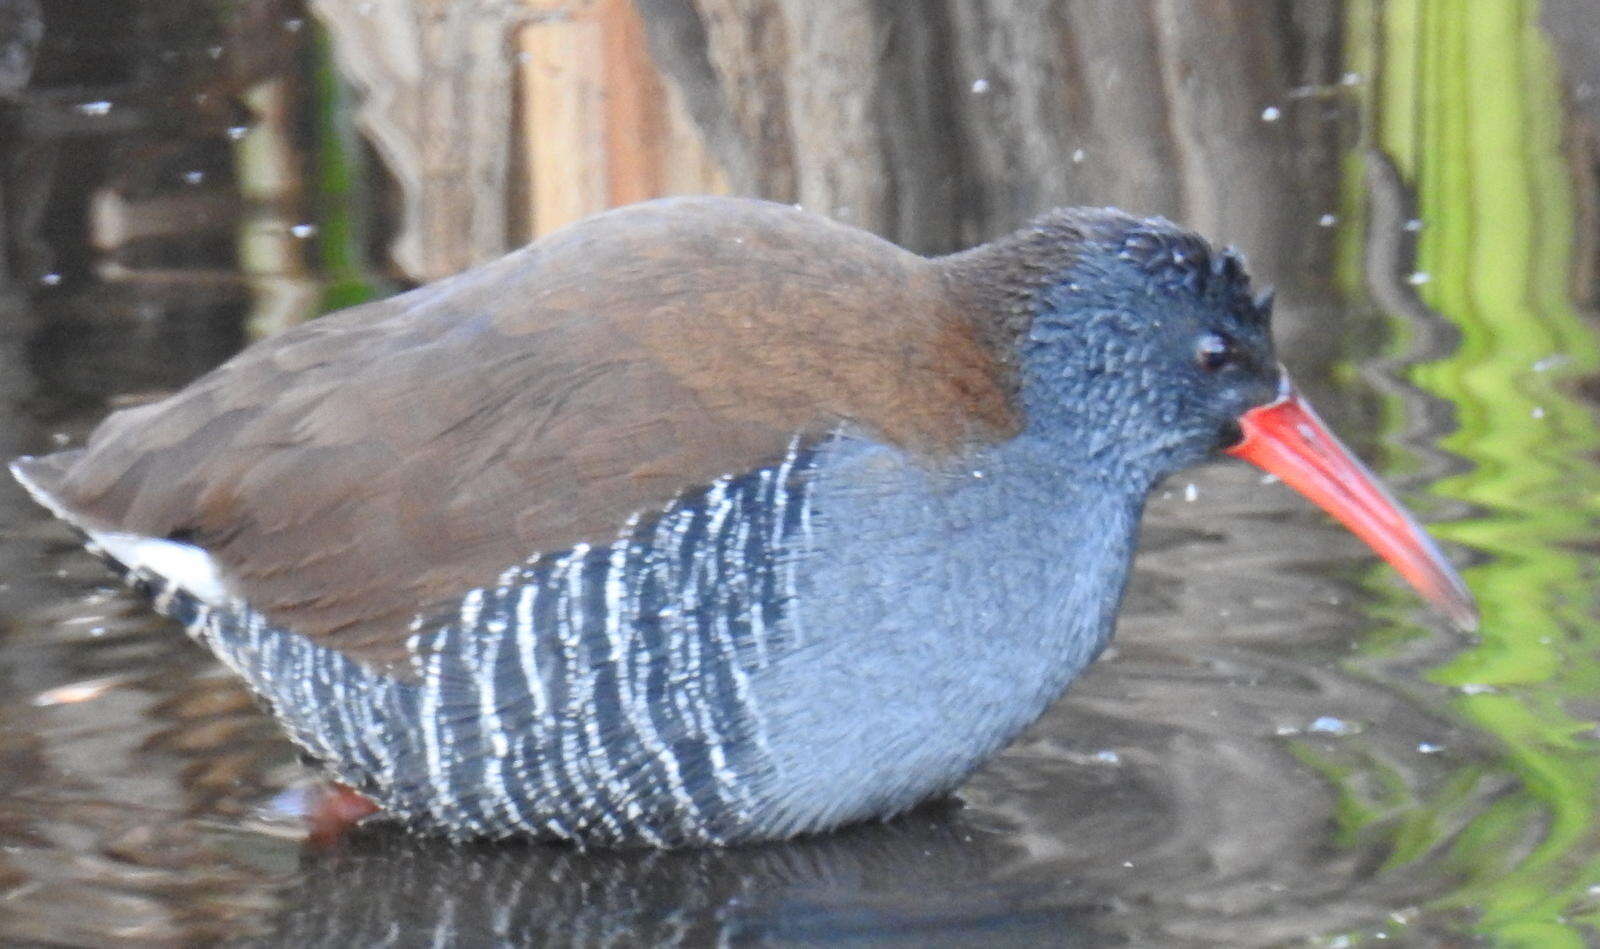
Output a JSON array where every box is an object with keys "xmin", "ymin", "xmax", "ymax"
[{"xmin": 250, "ymin": 801, "xmax": 1113, "ymax": 947}]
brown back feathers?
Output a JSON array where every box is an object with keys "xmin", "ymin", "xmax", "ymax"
[{"xmin": 28, "ymin": 197, "xmax": 1022, "ymax": 668}]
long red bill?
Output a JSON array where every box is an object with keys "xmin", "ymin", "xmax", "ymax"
[{"xmin": 1225, "ymin": 374, "xmax": 1478, "ymax": 631}]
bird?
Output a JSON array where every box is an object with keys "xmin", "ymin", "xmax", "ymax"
[{"xmin": 9, "ymin": 196, "xmax": 1477, "ymax": 848}]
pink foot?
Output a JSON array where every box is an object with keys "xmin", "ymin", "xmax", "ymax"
[{"xmin": 305, "ymin": 782, "xmax": 380, "ymax": 847}]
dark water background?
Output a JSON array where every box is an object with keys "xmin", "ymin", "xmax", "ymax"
[{"xmin": 2, "ymin": 1, "xmax": 1599, "ymax": 946}]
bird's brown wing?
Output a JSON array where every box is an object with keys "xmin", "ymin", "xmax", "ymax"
[{"xmin": 21, "ymin": 198, "xmax": 1019, "ymax": 670}]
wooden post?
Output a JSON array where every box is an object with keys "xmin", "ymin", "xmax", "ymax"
[
  {"xmin": 519, "ymin": 2, "xmax": 608, "ymax": 238},
  {"xmin": 518, "ymin": 0, "xmax": 725, "ymax": 239}
]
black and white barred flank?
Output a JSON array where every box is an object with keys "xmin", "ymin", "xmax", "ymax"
[{"xmin": 102, "ymin": 440, "xmax": 822, "ymax": 846}]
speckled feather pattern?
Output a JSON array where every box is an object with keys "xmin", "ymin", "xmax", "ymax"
[{"xmin": 106, "ymin": 442, "xmax": 821, "ymax": 846}]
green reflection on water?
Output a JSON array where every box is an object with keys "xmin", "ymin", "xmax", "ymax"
[
  {"xmin": 310, "ymin": 24, "xmax": 383, "ymax": 313},
  {"xmin": 1349, "ymin": 0, "xmax": 1600, "ymax": 944}
]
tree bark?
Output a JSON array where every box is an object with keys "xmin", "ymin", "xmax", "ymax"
[{"xmin": 637, "ymin": 0, "xmax": 1349, "ymax": 338}]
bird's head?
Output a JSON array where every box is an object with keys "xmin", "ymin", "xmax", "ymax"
[{"xmin": 959, "ymin": 208, "xmax": 1477, "ymax": 629}]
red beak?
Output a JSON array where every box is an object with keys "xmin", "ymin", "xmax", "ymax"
[{"xmin": 1225, "ymin": 373, "xmax": 1478, "ymax": 631}]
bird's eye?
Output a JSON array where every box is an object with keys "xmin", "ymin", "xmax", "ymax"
[{"xmin": 1196, "ymin": 332, "xmax": 1237, "ymax": 372}]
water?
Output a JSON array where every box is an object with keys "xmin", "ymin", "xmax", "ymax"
[{"xmin": 2, "ymin": 1, "xmax": 1599, "ymax": 945}]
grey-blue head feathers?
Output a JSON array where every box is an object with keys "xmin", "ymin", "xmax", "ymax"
[{"xmin": 1013, "ymin": 209, "xmax": 1281, "ymax": 483}]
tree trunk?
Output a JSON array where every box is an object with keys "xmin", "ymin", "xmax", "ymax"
[{"xmin": 637, "ymin": 0, "xmax": 1348, "ymax": 352}]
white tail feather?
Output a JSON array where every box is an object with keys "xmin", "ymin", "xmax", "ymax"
[{"xmin": 10, "ymin": 456, "xmax": 230, "ymax": 605}]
